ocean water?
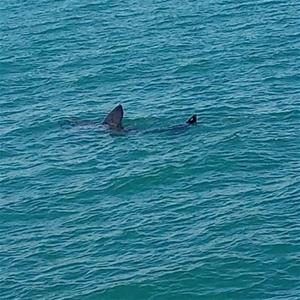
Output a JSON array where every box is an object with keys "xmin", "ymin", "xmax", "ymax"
[{"xmin": 1, "ymin": 0, "xmax": 300, "ymax": 299}]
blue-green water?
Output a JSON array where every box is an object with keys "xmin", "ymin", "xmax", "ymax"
[{"xmin": 1, "ymin": 0, "xmax": 300, "ymax": 299}]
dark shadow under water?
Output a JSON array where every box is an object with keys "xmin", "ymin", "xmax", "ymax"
[{"xmin": 60, "ymin": 117, "xmax": 197, "ymax": 136}]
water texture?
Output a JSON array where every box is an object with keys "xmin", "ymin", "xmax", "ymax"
[{"xmin": 1, "ymin": 0, "xmax": 300, "ymax": 299}]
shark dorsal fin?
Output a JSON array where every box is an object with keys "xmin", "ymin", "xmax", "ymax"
[{"xmin": 102, "ymin": 104, "xmax": 124, "ymax": 129}]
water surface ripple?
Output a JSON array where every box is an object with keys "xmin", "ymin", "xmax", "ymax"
[{"xmin": 1, "ymin": 0, "xmax": 300, "ymax": 299}]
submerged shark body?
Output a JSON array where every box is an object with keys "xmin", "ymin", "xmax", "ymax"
[
  {"xmin": 63, "ymin": 104, "xmax": 197, "ymax": 134},
  {"xmin": 102, "ymin": 104, "xmax": 197, "ymax": 134}
]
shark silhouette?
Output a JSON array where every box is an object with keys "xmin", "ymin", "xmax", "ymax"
[
  {"xmin": 102, "ymin": 104, "xmax": 197, "ymax": 133},
  {"xmin": 62, "ymin": 104, "xmax": 197, "ymax": 133}
]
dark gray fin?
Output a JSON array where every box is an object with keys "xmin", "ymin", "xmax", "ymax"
[
  {"xmin": 102, "ymin": 104, "xmax": 124, "ymax": 129},
  {"xmin": 186, "ymin": 114, "xmax": 197, "ymax": 124}
]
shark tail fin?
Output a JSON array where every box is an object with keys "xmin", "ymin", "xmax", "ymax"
[
  {"xmin": 102, "ymin": 104, "xmax": 124, "ymax": 129},
  {"xmin": 186, "ymin": 114, "xmax": 197, "ymax": 124}
]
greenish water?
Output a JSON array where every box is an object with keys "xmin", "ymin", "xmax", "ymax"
[{"xmin": 1, "ymin": 0, "xmax": 300, "ymax": 299}]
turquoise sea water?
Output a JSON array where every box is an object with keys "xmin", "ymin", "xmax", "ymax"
[{"xmin": 1, "ymin": 0, "xmax": 300, "ymax": 299}]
